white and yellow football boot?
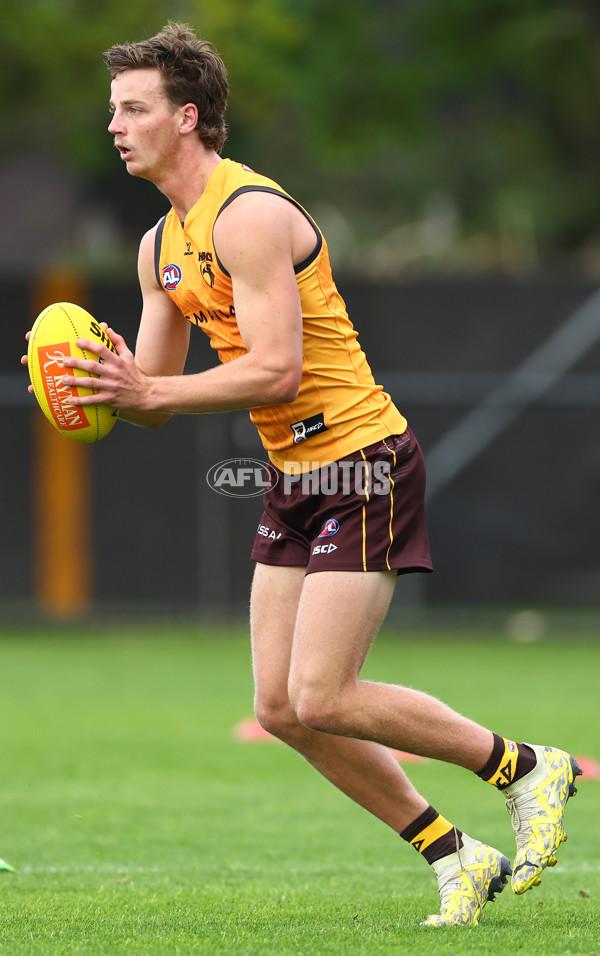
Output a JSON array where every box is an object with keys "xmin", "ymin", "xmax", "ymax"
[
  {"xmin": 503, "ymin": 744, "xmax": 582, "ymax": 894},
  {"xmin": 420, "ymin": 833, "xmax": 512, "ymax": 927}
]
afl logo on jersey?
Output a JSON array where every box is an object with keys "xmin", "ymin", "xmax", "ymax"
[
  {"xmin": 162, "ymin": 264, "xmax": 182, "ymax": 290},
  {"xmin": 318, "ymin": 518, "xmax": 339, "ymax": 538}
]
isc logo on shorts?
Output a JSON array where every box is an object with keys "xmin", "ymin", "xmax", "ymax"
[{"xmin": 312, "ymin": 543, "xmax": 338, "ymax": 555}]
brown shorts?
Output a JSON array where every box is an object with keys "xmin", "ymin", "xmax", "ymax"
[{"xmin": 251, "ymin": 429, "xmax": 433, "ymax": 575}]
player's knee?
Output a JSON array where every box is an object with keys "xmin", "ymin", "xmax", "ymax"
[
  {"xmin": 288, "ymin": 678, "xmax": 341, "ymax": 733},
  {"xmin": 254, "ymin": 697, "xmax": 301, "ymax": 741}
]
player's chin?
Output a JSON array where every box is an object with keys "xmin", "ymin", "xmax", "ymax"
[{"xmin": 126, "ymin": 162, "xmax": 150, "ymax": 180}]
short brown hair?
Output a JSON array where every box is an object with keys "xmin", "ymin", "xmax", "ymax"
[{"xmin": 104, "ymin": 21, "xmax": 228, "ymax": 153}]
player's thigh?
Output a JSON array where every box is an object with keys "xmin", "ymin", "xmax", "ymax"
[
  {"xmin": 289, "ymin": 569, "xmax": 397, "ymax": 695},
  {"xmin": 250, "ymin": 562, "xmax": 306, "ymax": 705}
]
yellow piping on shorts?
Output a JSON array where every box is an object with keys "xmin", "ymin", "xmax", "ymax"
[
  {"xmin": 383, "ymin": 439, "xmax": 397, "ymax": 571},
  {"xmin": 360, "ymin": 449, "xmax": 369, "ymax": 571}
]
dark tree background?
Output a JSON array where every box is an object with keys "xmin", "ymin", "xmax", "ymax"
[{"xmin": 2, "ymin": 0, "xmax": 600, "ymax": 275}]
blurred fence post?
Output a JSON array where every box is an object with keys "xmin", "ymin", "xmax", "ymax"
[{"xmin": 32, "ymin": 270, "xmax": 92, "ymax": 618}]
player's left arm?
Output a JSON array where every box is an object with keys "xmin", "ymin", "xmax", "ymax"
[{"xmin": 58, "ymin": 192, "xmax": 304, "ymax": 414}]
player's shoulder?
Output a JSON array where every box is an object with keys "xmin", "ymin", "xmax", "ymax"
[
  {"xmin": 214, "ymin": 190, "xmax": 297, "ymax": 264},
  {"xmin": 216, "ymin": 164, "xmax": 297, "ymax": 230}
]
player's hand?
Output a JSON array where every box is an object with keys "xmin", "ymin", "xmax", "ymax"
[
  {"xmin": 21, "ymin": 330, "xmax": 34, "ymax": 394},
  {"xmin": 59, "ymin": 326, "xmax": 150, "ymax": 410}
]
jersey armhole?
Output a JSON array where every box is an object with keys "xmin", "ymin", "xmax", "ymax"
[
  {"xmin": 213, "ymin": 186, "xmax": 322, "ymax": 277},
  {"xmin": 154, "ymin": 215, "xmax": 167, "ymax": 289}
]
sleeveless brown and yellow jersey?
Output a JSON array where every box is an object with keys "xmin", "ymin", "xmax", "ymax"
[{"xmin": 155, "ymin": 158, "xmax": 407, "ymax": 472}]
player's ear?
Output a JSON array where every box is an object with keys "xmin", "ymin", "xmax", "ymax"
[{"xmin": 180, "ymin": 103, "xmax": 198, "ymax": 135}]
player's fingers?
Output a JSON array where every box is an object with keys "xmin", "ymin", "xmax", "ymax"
[
  {"xmin": 56, "ymin": 377, "xmax": 110, "ymax": 401},
  {"xmin": 59, "ymin": 367, "xmax": 103, "ymax": 386},
  {"xmin": 65, "ymin": 393, "xmax": 103, "ymax": 406},
  {"xmin": 105, "ymin": 327, "xmax": 129, "ymax": 353},
  {"xmin": 21, "ymin": 354, "xmax": 29, "ymax": 366},
  {"xmin": 74, "ymin": 337, "xmax": 103, "ymax": 356},
  {"xmin": 64, "ymin": 392, "xmax": 93, "ymax": 406},
  {"xmin": 62, "ymin": 360, "xmax": 101, "ymax": 377},
  {"xmin": 56, "ymin": 373, "xmax": 78, "ymax": 388},
  {"xmin": 24, "ymin": 330, "xmax": 31, "ymax": 342}
]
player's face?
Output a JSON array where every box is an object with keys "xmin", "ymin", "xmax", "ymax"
[{"xmin": 108, "ymin": 69, "xmax": 181, "ymax": 181}]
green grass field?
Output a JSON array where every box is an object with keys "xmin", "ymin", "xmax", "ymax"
[{"xmin": 0, "ymin": 620, "xmax": 598, "ymax": 955}]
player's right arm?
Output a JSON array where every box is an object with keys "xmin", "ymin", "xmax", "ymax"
[{"xmin": 117, "ymin": 223, "xmax": 191, "ymax": 428}]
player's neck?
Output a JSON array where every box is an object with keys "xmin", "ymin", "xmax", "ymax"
[{"xmin": 156, "ymin": 148, "xmax": 222, "ymax": 222}]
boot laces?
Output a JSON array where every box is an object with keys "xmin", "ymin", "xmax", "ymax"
[{"xmin": 436, "ymin": 829, "xmax": 485, "ymax": 916}]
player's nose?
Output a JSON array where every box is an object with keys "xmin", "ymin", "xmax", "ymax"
[{"xmin": 108, "ymin": 112, "xmax": 123, "ymax": 135}]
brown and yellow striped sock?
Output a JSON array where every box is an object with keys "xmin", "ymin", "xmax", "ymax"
[
  {"xmin": 476, "ymin": 733, "xmax": 537, "ymax": 790},
  {"xmin": 400, "ymin": 806, "xmax": 463, "ymax": 865}
]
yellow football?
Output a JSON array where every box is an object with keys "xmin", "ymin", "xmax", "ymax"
[{"xmin": 28, "ymin": 301, "xmax": 119, "ymax": 443}]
